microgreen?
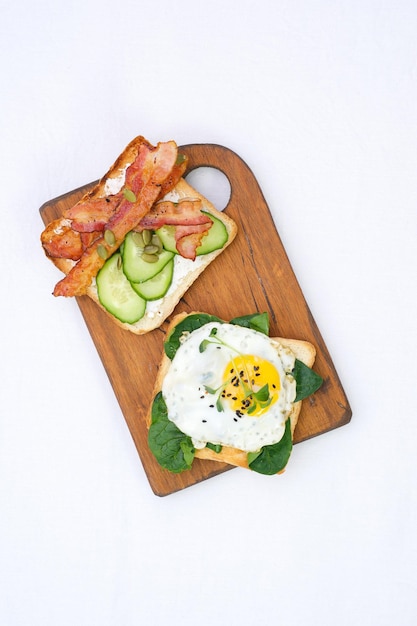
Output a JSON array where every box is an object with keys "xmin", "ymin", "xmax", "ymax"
[
  {"xmin": 206, "ymin": 442, "xmax": 222, "ymax": 453},
  {"xmin": 216, "ymin": 396, "xmax": 224, "ymax": 412},
  {"xmin": 199, "ymin": 331, "xmax": 272, "ymax": 414},
  {"xmin": 253, "ymin": 383, "xmax": 270, "ymax": 403}
]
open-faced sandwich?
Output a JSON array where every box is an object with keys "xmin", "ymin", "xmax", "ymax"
[
  {"xmin": 41, "ymin": 136, "xmax": 237, "ymax": 334},
  {"xmin": 147, "ymin": 311, "xmax": 324, "ymax": 475}
]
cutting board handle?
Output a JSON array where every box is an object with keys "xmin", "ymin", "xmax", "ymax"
[{"xmin": 180, "ymin": 143, "xmax": 263, "ymax": 213}]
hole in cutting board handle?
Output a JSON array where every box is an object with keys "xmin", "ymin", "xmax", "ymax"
[{"xmin": 185, "ymin": 167, "xmax": 231, "ymax": 212}]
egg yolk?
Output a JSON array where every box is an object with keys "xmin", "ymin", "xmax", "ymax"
[{"xmin": 221, "ymin": 355, "xmax": 281, "ymax": 417}]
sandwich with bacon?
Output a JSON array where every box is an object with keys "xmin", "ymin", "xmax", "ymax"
[{"xmin": 41, "ymin": 136, "xmax": 237, "ymax": 334}]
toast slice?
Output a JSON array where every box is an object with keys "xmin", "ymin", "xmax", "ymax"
[
  {"xmin": 41, "ymin": 137, "xmax": 237, "ymax": 334},
  {"xmin": 147, "ymin": 312, "xmax": 317, "ymax": 471}
]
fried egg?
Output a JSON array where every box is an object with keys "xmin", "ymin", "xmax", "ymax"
[{"xmin": 162, "ymin": 322, "xmax": 297, "ymax": 452}]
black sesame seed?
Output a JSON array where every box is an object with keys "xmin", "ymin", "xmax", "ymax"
[
  {"xmin": 202, "ymin": 419, "xmax": 207, "ymax": 423},
  {"xmin": 209, "ymin": 404, "xmax": 214, "ymax": 408}
]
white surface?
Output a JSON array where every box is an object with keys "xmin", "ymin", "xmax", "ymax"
[{"xmin": 1, "ymin": 1, "xmax": 417, "ymax": 625}]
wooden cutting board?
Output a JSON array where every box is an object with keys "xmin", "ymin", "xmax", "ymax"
[{"xmin": 39, "ymin": 143, "xmax": 351, "ymax": 496}]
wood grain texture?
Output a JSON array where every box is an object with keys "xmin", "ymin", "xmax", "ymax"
[{"xmin": 39, "ymin": 143, "xmax": 351, "ymax": 496}]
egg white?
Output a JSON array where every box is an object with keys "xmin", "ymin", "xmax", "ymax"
[{"xmin": 162, "ymin": 322, "xmax": 297, "ymax": 453}]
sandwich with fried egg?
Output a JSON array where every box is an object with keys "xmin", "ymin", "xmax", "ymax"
[
  {"xmin": 41, "ymin": 136, "xmax": 237, "ymax": 334},
  {"xmin": 147, "ymin": 311, "xmax": 323, "ymax": 475}
]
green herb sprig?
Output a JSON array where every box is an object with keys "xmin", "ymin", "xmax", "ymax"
[{"xmin": 199, "ymin": 327, "xmax": 272, "ymax": 414}]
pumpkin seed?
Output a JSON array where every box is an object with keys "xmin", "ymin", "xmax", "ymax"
[
  {"xmin": 144, "ymin": 244, "xmax": 159, "ymax": 255},
  {"xmin": 104, "ymin": 229, "xmax": 116, "ymax": 246},
  {"xmin": 131, "ymin": 231, "xmax": 145, "ymax": 247},
  {"xmin": 141, "ymin": 252, "xmax": 159, "ymax": 263},
  {"xmin": 142, "ymin": 230, "xmax": 152, "ymax": 245},
  {"xmin": 97, "ymin": 244, "xmax": 108, "ymax": 260},
  {"xmin": 151, "ymin": 233, "xmax": 163, "ymax": 252}
]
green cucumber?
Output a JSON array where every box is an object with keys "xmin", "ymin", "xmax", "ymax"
[
  {"xmin": 156, "ymin": 212, "xmax": 228, "ymax": 256},
  {"xmin": 131, "ymin": 259, "xmax": 174, "ymax": 301},
  {"xmin": 122, "ymin": 231, "xmax": 174, "ymax": 283},
  {"xmin": 96, "ymin": 253, "xmax": 146, "ymax": 324}
]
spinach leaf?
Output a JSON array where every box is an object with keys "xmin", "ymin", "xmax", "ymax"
[
  {"xmin": 230, "ymin": 312, "xmax": 269, "ymax": 336},
  {"xmin": 293, "ymin": 359, "xmax": 323, "ymax": 402},
  {"xmin": 247, "ymin": 419, "xmax": 293, "ymax": 475},
  {"xmin": 148, "ymin": 392, "xmax": 195, "ymax": 473},
  {"xmin": 164, "ymin": 313, "xmax": 223, "ymax": 360}
]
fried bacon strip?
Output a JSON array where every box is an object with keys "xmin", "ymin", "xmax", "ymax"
[
  {"xmin": 175, "ymin": 223, "xmax": 213, "ymax": 260},
  {"xmin": 80, "ymin": 231, "xmax": 102, "ymax": 249},
  {"xmin": 53, "ymin": 140, "xmax": 180, "ymax": 297},
  {"xmin": 41, "ymin": 219, "xmax": 84, "ymax": 261},
  {"xmin": 138, "ymin": 199, "xmax": 212, "ymax": 228},
  {"xmin": 63, "ymin": 145, "xmax": 188, "ymax": 235},
  {"xmin": 138, "ymin": 198, "xmax": 213, "ymax": 260},
  {"xmin": 66, "ymin": 196, "xmax": 120, "ymax": 233}
]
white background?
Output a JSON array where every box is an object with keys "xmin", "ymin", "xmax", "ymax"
[{"xmin": 1, "ymin": 1, "xmax": 417, "ymax": 625}]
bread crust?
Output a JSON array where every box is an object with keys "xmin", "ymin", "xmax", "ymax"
[
  {"xmin": 147, "ymin": 312, "xmax": 317, "ymax": 471},
  {"xmin": 42, "ymin": 139, "xmax": 237, "ymax": 334}
]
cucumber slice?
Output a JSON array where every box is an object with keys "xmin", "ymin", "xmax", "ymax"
[
  {"xmin": 96, "ymin": 253, "xmax": 146, "ymax": 324},
  {"xmin": 197, "ymin": 214, "xmax": 229, "ymax": 254},
  {"xmin": 131, "ymin": 259, "xmax": 174, "ymax": 301},
  {"xmin": 154, "ymin": 226, "xmax": 177, "ymax": 254},
  {"xmin": 156, "ymin": 212, "xmax": 228, "ymax": 256},
  {"xmin": 122, "ymin": 231, "xmax": 175, "ymax": 283}
]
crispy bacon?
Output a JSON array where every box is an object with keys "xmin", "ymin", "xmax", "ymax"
[
  {"xmin": 53, "ymin": 140, "xmax": 180, "ymax": 297},
  {"xmin": 157, "ymin": 157, "xmax": 188, "ymax": 199},
  {"xmin": 138, "ymin": 199, "xmax": 213, "ymax": 260},
  {"xmin": 138, "ymin": 199, "xmax": 212, "ymax": 229},
  {"xmin": 175, "ymin": 223, "xmax": 213, "ymax": 260},
  {"xmin": 66, "ymin": 196, "xmax": 120, "ymax": 233},
  {"xmin": 62, "ymin": 142, "xmax": 153, "ymax": 233},
  {"xmin": 41, "ymin": 219, "xmax": 83, "ymax": 261},
  {"xmin": 80, "ymin": 231, "xmax": 102, "ymax": 249}
]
